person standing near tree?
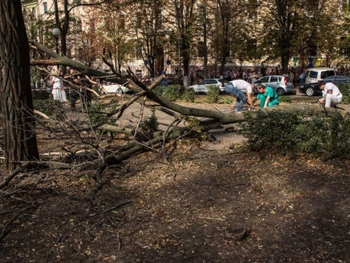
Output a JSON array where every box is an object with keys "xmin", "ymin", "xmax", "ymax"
[
  {"xmin": 65, "ymin": 68, "xmax": 80, "ymax": 111},
  {"xmin": 299, "ymin": 69, "xmax": 306, "ymax": 87},
  {"xmin": 80, "ymin": 75, "xmax": 92, "ymax": 110},
  {"xmin": 160, "ymin": 67, "xmax": 168, "ymax": 86},
  {"xmin": 51, "ymin": 69, "xmax": 68, "ymax": 104}
]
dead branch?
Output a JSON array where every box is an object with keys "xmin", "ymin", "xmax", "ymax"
[
  {"xmin": 34, "ymin": 109, "xmax": 50, "ymax": 119},
  {"xmin": 0, "ymin": 163, "xmax": 33, "ymax": 189},
  {"xmin": 88, "ymin": 201, "xmax": 132, "ymax": 217},
  {"xmin": 0, "ymin": 206, "xmax": 35, "ymax": 242}
]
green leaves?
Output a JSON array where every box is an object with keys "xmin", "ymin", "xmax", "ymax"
[{"xmin": 240, "ymin": 109, "xmax": 350, "ymax": 159}]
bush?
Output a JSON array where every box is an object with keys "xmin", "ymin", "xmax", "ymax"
[
  {"xmin": 140, "ymin": 108, "xmax": 159, "ymax": 139},
  {"xmin": 338, "ymin": 83, "xmax": 350, "ymax": 104},
  {"xmin": 338, "ymin": 83, "xmax": 350, "ymax": 95},
  {"xmin": 240, "ymin": 110, "xmax": 350, "ymax": 159},
  {"xmin": 222, "ymin": 97, "xmax": 234, "ymax": 104},
  {"xmin": 32, "ymin": 90, "xmax": 50, "ymax": 100},
  {"xmin": 240, "ymin": 110, "xmax": 303, "ymax": 155},
  {"xmin": 33, "ymin": 98, "xmax": 62, "ymax": 116},
  {"xmin": 206, "ymin": 85, "xmax": 220, "ymax": 103},
  {"xmin": 181, "ymin": 88, "xmax": 195, "ymax": 102},
  {"xmin": 279, "ymin": 96, "xmax": 292, "ymax": 103},
  {"xmin": 153, "ymin": 84, "xmax": 183, "ymax": 101}
]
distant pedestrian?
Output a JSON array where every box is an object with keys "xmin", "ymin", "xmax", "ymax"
[
  {"xmin": 160, "ymin": 67, "xmax": 168, "ymax": 86},
  {"xmin": 80, "ymin": 75, "xmax": 92, "ymax": 110},
  {"xmin": 51, "ymin": 69, "xmax": 68, "ymax": 104},
  {"xmin": 299, "ymin": 69, "xmax": 306, "ymax": 87},
  {"xmin": 65, "ymin": 68, "xmax": 81, "ymax": 112}
]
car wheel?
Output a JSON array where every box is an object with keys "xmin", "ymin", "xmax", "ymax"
[
  {"xmin": 305, "ymin": 87, "xmax": 314, "ymax": 96},
  {"xmin": 276, "ymin": 88, "xmax": 285, "ymax": 96},
  {"xmin": 117, "ymin": 88, "xmax": 123, "ymax": 94}
]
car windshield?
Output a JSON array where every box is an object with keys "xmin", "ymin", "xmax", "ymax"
[{"xmin": 321, "ymin": 71, "xmax": 335, "ymax": 78}]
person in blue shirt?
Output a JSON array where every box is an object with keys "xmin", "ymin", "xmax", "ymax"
[
  {"xmin": 160, "ymin": 67, "xmax": 168, "ymax": 86},
  {"xmin": 254, "ymin": 84, "xmax": 279, "ymax": 108}
]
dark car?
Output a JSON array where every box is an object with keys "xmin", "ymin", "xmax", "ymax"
[{"xmin": 299, "ymin": 76, "xmax": 350, "ymax": 96}]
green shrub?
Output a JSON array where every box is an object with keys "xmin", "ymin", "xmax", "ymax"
[
  {"xmin": 33, "ymin": 99, "xmax": 62, "ymax": 116},
  {"xmin": 181, "ymin": 88, "xmax": 195, "ymax": 102},
  {"xmin": 240, "ymin": 110, "xmax": 303, "ymax": 155},
  {"xmin": 206, "ymin": 85, "xmax": 220, "ymax": 103},
  {"xmin": 140, "ymin": 108, "xmax": 159, "ymax": 139},
  {"xmin": 153, "ymin": 84, "xmax": 182, "ymax": 101},
  {"xmin": 342, "ymin": 96, "xmax": 350, "ymax": 104},
  {"xmin": 279, "ymin": 96, "xmax": 292, "ymax": 103},
  {"xmin": 240, "ymin": 110, "xmax": 350, "ymax": 159},
  {"xmin": 338, "ymin": 83, "xmax": 350, "ymax": 95},
  {"xmin": 87, "ymin": 100, "xmax": 118, "ymax": 126},
  {"xmin": 222, "ymin": 97, "xmax": 234, "ymax": 104},
  {"xmin": 32, "ymin": 90, "xmax": 50, "ymax": 100}
]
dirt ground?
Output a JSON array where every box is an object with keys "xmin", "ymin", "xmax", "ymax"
[{"xmin": 1, "ymin": 98, "xmax": 350, "ymax": 263}]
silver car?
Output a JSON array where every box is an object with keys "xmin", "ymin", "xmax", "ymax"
[
  {"xmin": 252, "ymin": 75, "xmax": 295, "ymax": 96},
  {"xmin": 187, "ymin": 78, "xmax": 226, "ymax": 94}
]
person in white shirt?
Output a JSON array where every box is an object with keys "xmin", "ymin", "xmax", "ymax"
[
  {"xmin": 51, "ymin": 69, "xmax": 68, "ymax": 104},
  {"xmin": 318, "ymin": 81, "xmax": 342, "ymax": 108},
  {"xmin": 227, "ymin": 79, "xmax": 255, "ymax": 108}
]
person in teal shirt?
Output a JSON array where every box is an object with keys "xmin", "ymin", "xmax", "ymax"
[{"xmin": 254, "ymin": 84, "xmax": 279, "ymax": 108}]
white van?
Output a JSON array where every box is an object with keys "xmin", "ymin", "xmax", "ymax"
[{"xmin": 305, "ymin": 67, "xmax": 336, "ymax": 84}]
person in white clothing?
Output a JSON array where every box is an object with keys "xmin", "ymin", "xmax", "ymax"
[
  {"xmin": 318, "ymin": 81, "xmax": 342, "ymax": 108},
  {"xmin": 227, "ymin": 79, "xmax": 255, "ymax": 109},
  {"xmin": 51, "ymin": 69, "xmax": 68, "ymax": 104}
]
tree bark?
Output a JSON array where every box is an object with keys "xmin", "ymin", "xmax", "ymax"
[{"xmin": 0, "ymin": 0, "xmax": 39, "ymax": 171}]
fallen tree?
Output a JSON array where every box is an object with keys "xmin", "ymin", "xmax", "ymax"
[{"xmin": 0, "ymin": 40, "xmax": 340, "ymax": 189}]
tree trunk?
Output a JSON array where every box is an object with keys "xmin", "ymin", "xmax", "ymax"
[{"xmin": 0, "ymin": 0, "xmax": 39, "ymax": 171}]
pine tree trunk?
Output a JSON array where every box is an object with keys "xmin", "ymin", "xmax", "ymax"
[{"xmin": 0, "ymin": 0, "xmax": 39, "ymax": 171}]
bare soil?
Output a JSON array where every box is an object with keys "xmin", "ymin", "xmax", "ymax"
[{"xmin": 1, "ymin": 98, "xmax": 350, "ymax": 263}]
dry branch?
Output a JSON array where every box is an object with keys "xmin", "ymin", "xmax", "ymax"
[{"xmin": 0, "ymin": 206, "xmax": 34, "ymax": 242}]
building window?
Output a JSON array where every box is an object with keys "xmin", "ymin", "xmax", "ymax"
[{"xmin": 43, "ymin": 2, "xmax": 47, "ymax": 13}]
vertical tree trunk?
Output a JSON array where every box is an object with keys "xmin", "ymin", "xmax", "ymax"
[{"xmin": 0, "ymin": 0, "xmax": 39, "ymax": 171}]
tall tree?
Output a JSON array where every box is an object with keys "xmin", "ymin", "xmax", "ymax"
[
  {"xmin": 256, "ymin": 0, "xmax": 339, "ymax": 73},
  {"xmin": 168, "ymin": 0, "xmax": 197, "ymax": 87},
  {"xmin": 0, "ymin": 0, "xmax": 39, "ymax": 171}
]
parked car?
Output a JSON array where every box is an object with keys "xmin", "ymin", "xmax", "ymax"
[
  {"xmin": 304, "ymin": 67, "xmax": 336, "ymax": 85},
  {"xmin": 299, "ymin": 75, "xmax": 350, "ymax": 96},
  {"xmin": 252, "ymin": 75, "xmax": 296, "ymax": 96},
  {"xmin": 187, "ymin": 78, "xmax": 226, "ymax": 94},
  {"xmin": 101, "ymin": 83, "xmax": 132, "ymax": 94}
]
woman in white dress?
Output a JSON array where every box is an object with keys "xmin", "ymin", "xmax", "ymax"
[{"xmin": 51, "ymin": 69, "xmax": 68, "ymax": 104}]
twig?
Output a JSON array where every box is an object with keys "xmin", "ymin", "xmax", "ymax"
[
  {"xmin": 0, "ymin": 189, "xmax": 23, "ymax": 200},
  {"xmin": 117, "ymin": 235, "xmax": 122, "ymax": 251},
  {"xmin": 88, "ymin": 201, "xmax": 132, "ymax": 217},
  {"xmin": 133, "ymin": 96, "xmax": 147, "ymax": 140},
  {"xmin": 0, "ymin": 207, "xmax": 33, "ymax": 242},
  {"xmin": 162, "ymin": 118, "xmax": 182, "ymax": 163},
  {"xmin": 0, "ymin": 163, "xmax": 32, "ymax": 189},
  {"xmin": 45, "ymin": 235, "xmax": 68, "ymax": 262}
]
